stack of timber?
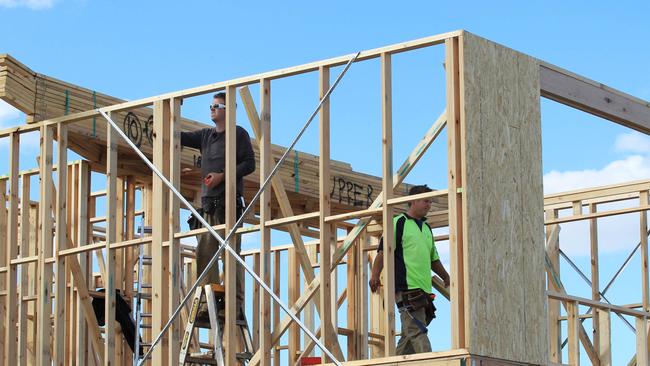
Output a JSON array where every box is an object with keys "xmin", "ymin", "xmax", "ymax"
[{"xmin": 0, "ymin": 54, "xmax": 448, "ymax": 230}]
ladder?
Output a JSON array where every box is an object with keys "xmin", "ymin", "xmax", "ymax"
[
  {"xmin": 133, "ymin": 223, "xmax": 152, "ymax": 363},
  {"xmin": 179, "ymin": 284, "xmax": 254, "ymax": 365}
]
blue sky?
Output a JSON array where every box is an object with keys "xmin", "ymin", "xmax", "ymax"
[{"xmin": 1, "ymin": 0, "xmax": 650, "ymax": 364}]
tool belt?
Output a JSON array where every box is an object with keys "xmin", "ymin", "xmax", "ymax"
[
  {"xmin": 187, "ymin": 195, "xmax": 245, "ymax": 230},
  {"xmin": 396, "ymin": 289, "xmax": 437, "ymax": 324}
]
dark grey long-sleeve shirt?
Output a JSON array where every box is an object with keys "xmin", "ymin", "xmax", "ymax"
[{"xmin": 181, "ymin": 126, "xmax": 255, "ymax": 204}]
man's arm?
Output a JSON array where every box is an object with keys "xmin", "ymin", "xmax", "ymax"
[
  {"xmin": 236, "ymin": 127, "xmax": 256, "ymax": 177},
  {"xmin": 431, "ymin": 260, "xmax": 450, "ymax": 288},
  {"xmin": 180, "ymin": 129, "xmax": 203, "ymax": 149},
  {"xmin": 369, "ymin": 250, "xmax": 384, "ymax": 293}
]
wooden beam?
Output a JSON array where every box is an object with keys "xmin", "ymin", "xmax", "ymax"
[
  {"xmin": 319, "ymin": 65, "xmax": 336, "ymax": 363},
  {"xmin": 589, "ymin": 203, "xmax": 600, "ymax": 354},
  {"xmin": 54, "ymin": 123, "xmax": 68, "ymax": 366},
  {"xmin": 445, "ymin": 35, "xmax": 465, "ymax": 349},
  {"xmin": 76, "ymin": 161, "xmax": 91, "ymax": 365},
  {"xmin": 258, "ymin": 79, "xmax": 272, "ymax": 366},
  {"xmin": 168, "ymin": 98, "xmax": 182, "ymax": 364},
  {"xmin": 224, "ymin": 85, "xmax": 237, "ymax": 366},
  {"xmin": 4, "ymin": 132, "xmax": 19, "ymax": 365},
  {"xmin": 546, "ymin": 212, "xmax": 562, "ymax": 364},
  {"xmin": 567, "ymin": 300, "xmax": 580, "ymax": 366},
  {"xmin": 17, "ymin": 164, "xmax": 30, "ymax": 366},
  {"xmin": 641, "ymin": 191, "xmax": 649, "ymax": 313},
  {"xmin": 540, "ymin": 63, "xmax": 650, "ymax": 135},
  {"xmin": 36, "ymin": 124, "xmax": 54, "ymax": 365},
  {"xmin": 379, "ymin": 53, "xmax": 396, "ymax": 357},
  {"xmin": 152, "ymin": 99, "xmax": 171, "ymax": 366},
  {"xmin": 637, "ymin": 317, "xmax": 649, "ymax": 366},
  {"xmin": 105, "ymin": 113, "xmax": 118, "ymax": 366},
  {"xmin": 597, "ymin": 308, "xmax": 612, "ymax": 366}
]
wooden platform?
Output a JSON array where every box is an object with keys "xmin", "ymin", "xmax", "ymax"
[{"xmin": 322, "ymin": 350, "xmax": 540, "ymax": 366}]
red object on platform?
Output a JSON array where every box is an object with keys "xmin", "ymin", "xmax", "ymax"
[{"xmin": 300, "ymin": 357, "xmax": 323, "ymax": 365}]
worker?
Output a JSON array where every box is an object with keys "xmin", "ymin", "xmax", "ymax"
[
  {"xmin": 181, "ymin": 91, "xmax": 255, "ymax": 320},
  {"xmin": 369, "ymin": 184, "xmax": 450, "ymax": 355}
]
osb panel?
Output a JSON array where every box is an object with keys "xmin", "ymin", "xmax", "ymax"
[{"xmin": 461, "ymin": 31, "xmax": 546, "ymax": 365}]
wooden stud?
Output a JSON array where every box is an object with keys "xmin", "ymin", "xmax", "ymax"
[
  {"xmin": 18, "ymin": 166, "xmax": 30, "ymax": 366},
  {"xmin": 168, "ymin": 98, "xmax": 182, "ymax": 364},
  {"xmin": 54, "ymin": 123, "xmax": 68, "ymax": 366},
  {"xmin": 152, "ymin": 100, "xmax": 171, "ymax": 366},
  {"xmin": 346, "ymin": 235, "xmax": 357, "ymax": 360},
  {"xmin": 318, "ymin": 65, "xmax": 335, "ymax": 363},
  {"xmin": 288, "ymin": 248, "xmax": 299, "ymax": 365},
  {"xmin": 252, "ymin": 252, "xmax": 260, "ymax": 350},
  {"xmin": 380, "ymin": 52, "xmax": 396, "ymax": 356},
  {"xmin": 641, "ymin": 190, "xmax": 649, "ymax": 313},
  {"xmin": 105, "ymin": 114, "xmax": 118, "ymax": 366},
  {"xmin": 445, "ymin": 36, "xmax": 466, "ymax": 350},
  {"xmin": 5, "ymin": 132, "xmax": 19, "ymax": 366},
  {"xmin": 37, "ymin": 124, "xmax": 54, "ymax": 365},
  {"xmin": 224, "ymin": 85, "xmax": 237, "ymax": 366},
  {"xmin": 259, "ymin": 78, "xmax": 272, "ymax": 366},
  {"xmin": 637, "ymin": 317, "xmax": 649, "ymax": 366},
  {"xmin": 76, "ymin": 161, "xmax": 91, "ymax": 365},
  {"xmin": 357, "ymin": 232, "xmax": 369, "ymax": 359},
  {"xmin": 596, "ymin": 308, "xmax": 611, "ymax": 366},
  {"xmin": 546, "ymin": 210, "xmax": 561, "ymax": 363},
  {"xmin": 272, "ymin": 251, "xmax": 280, "ymax": 366},
  {"xmin": 567, "ymin": 300, "xmax": 580, "ymax": 366},
  {"xmin": 589, "ymin": 203, "xmax": 600, "ymax": 353}
]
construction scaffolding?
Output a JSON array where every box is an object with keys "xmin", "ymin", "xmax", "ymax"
[{"xmin": 0, "ymin": 30, "xmax": 649, "ymax": 366}]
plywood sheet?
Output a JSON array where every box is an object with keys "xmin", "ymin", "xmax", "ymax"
[{"xmin": 461, "ymin": 31, "xmax": 546, "ymax": 364}]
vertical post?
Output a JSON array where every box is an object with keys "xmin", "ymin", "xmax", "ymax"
[
  {"xmin": 168, "ymin": 98, "xmax": 182, "ymax": 364},
  {"xmin": 380, "ymin": 52, "xmax": 396, "ymax": 356},
  {"xmin": 0, "ymin": 178, "xmax": 5, "ymax": 366},
  {"xmin": 224, "ymin": 85, "xmax": 237, "ymax": 366},
  {"xmin": 272, "ymin": 251, "xmax": 281, "ymax": 365},
  {"xmin": 37, "ymin": 124, "xmax": 54, "ymax": 366},
  {"xmin": 319, "ymin": 65, "xmax": 334, "ymax": 363},
  {"xmin": 596, "ymin": 308, "xmax": 611, "ymax": 366},
  {"xmin": 567, "ymin": 300, "xmax": 580, "ymax": 366},
  {"xmin": 546, "ymin": 209, "xmax": 561, "ymax": 363},
  {"xmin": 641, "ymin": 190, "xmax": 649, "ymax": 313},
  {"xmin": 252, "ymin": 252, "xmax": 260, "ymax": 350},
  {"xmin": 106, "ymin": 114, "xmax": 118, "ymax": 366},
  {"xmin": 346, "ymin": 239, "xmax": 356, "ymax": 359},
  {"xmin": 259, "ymin": 78, "xmax": 272, "ymax": 366},
  {"xmin": 288, "ymin": 248, "xmax": 299, "ymax": 365},
  {"xmin": 589, "ymin": 203, "xmax": 600, "ymax": 352},
  {"xmin": 356, "ymin": 233, "xmax": 369, "ymax": 359},
  {"xmin": 5, "ymin": 132, "xmax": 19, "ymax": 366},
  {"xmin": 76, "ymin": 161, "xmax": 91, "ymax": 365},
  {"xmin": 152, "ymin": 100, "xmax": 171, "ymax": 366},
  {"xmin": 54, "ymin": 123, "xmax": 68, "ymax": 366},
  {"xmin": 636, "ymin": 317, "xmax": 649, "ymax": 366},
  {"xmin": 18, "ymin": 169, "xmax": 30, "ymax": 366},
  {"xmin": 445, "ymin": 36, "xmax": 466, "ymax": 350}
]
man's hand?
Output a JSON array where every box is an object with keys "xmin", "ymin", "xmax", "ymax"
[
  {"xmin": 443, "ymin": 275, "xmax": 450, "ymax": 288},
  {"xmin": 204, "ymin": 172, "xmax": 224, "ymax": 189},
  {"xmin": 369, "ymin": 275, "xmax": 381, "ymax": 293}
]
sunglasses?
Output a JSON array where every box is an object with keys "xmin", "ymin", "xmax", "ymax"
[{"xmin": 209, "ymin": 103, "xmax": 226, "ymax": 110}]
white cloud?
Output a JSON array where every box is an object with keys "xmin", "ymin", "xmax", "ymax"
[
  {"xmin": 543, "ymin": 155, "xmax": 650, "ymax": 194},
  {"xmin": 0, "ymin": 0, "xmax": 55, "ymax": 9},
  {"xmin": 544, "ymin": 132, "xmax": 650, "ymax": 256},
  {"xmin": 615, "ymin": 132, "xmax": 650, "ymax": 154}
]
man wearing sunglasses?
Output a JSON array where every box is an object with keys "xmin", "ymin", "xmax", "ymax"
[{"xmin": 181, "ymin": 91, "xmax": 255, "ymax": 321}]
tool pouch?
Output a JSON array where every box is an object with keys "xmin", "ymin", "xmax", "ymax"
[{"xmin": 187, "ymin": 208, "xmax": 204, "ymax": 230}]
